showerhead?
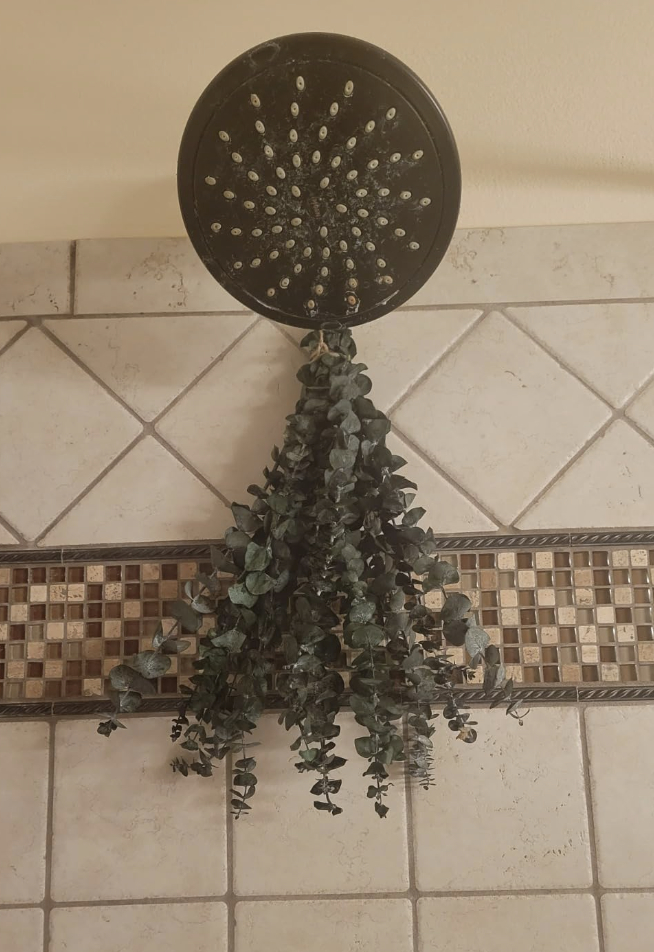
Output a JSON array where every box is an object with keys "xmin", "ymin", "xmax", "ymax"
[{"xmin": 178, "ymin": 32, "xmax": 461, "ymax": 329}]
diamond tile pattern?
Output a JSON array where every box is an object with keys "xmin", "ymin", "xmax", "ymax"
[{"xmin": 393, "ymin": 311, "xmax": 610, "ymax": 524}]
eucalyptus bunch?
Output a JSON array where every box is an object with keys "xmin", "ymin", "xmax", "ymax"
[{"xmin": 99, "ymin": 326, "xmax": 525, "ymax": 817}]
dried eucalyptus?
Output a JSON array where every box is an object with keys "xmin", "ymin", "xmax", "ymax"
[{"xmin": 99, "ymin": 326, "xmax": 526, "ymax": 816}]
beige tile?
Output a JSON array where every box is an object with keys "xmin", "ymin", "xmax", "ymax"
[
  {"xmin": 30, "ymin": 584, "xmax": 47, "ymax": 602},
  {"xmin": 232, "ymin": 714, "xmax": 409, "ymax": 895},
  {"xmin": 47, "ymin": 313, "xmax": 255, "ymax": 420},
  {"xmin": 602, "ymin": 894, "xmax": 654, "ymax": 952},
  {"xmin": 0, "ymin": 722, "xmax": 49, "ymax": 902},
  {"xmin": 417, "ymin": 895, "xmax": 598, "ymax": 952},
  {"xmin": 510, "ymin": 303, "xmax": 654, "ymax": 407},
  {"xmin": 394, "ymin": 313, "xmax": 608, "ymax": 524},
  {"xmin": 586, "ymin": 706, "xmax": 654, "ymax": 886},
  {"xmin": 630, "ymin": 548, "xmax": 649, "ymax": 567},
  {"xmin": 0, "ymin": 909, "xmax": 43, "ymax": 951},
  {"xmin": 0, "ymin": 522, "xmax": 19, "ymax": 544},
  {"xmin": 0, "ymin": 318, "xmax": 26, "ymax": 351},
  {"xmin": 353, "ymin": 308, "xmax": 480, "ymax": 411},
  {"xmin": 387, "ymin": 431, "xmax": 497, "ymax": 533},
  {"xmin": 519, "ymin": 422, "xmax": 654, "ymax": 529},
  {"xmin": 411, "ymin": 708, "xmax": 591, "ymax": 890},
  {"xmin": 0, "ymin": 241, "xmax": 70, "ymax": 316},
  {"xmin": 75, "ymin": 237, "xmax": 250, "ymax": 314},
  {"xmin": 86, "ymin": 564, "xmax": 104, "ymax": 582},
  {"xmin": 410, "ymin": 222, "xmax": 654, "ymax": 307},
  {"xmin": 0, "ymin": 329, "xmax": 140, "ymax": 539},
  {"xmin": 52, "ymin": 716, "xmax": 227, "ymax": 900},
  {"xmin": 235, "ymin": 900, "xmax": 412, "ymax": 952},
  {"xmin": 41, "ymin": 437, "xmax": 231, "ymax": 545},
  {"xmin": 51, "ymin": 903, "xmax": 227, "ymax": 952},
  {"xmin": 157, "ymin": 321, "xmax": 304, "ymax": 503}
]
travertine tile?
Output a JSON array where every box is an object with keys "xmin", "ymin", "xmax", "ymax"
[
  {"xmin": 411, "ymin": 708, "xmax": 591, "ymax": 890},
  {"xmin": 157, "ymin": 321, "xmax": 304, "ymax": 503},
  {"xmin": 47, "ymin": 313, "xmax": 256, "ymax": 420},
  {"xmin": 75, "ymin": 237, "xmax": 249, "ymax": 314},
  {"xmin": 232, "ymin": 714, "xmax": 409, "ymax": 895},
  {"xmin": 626, "ymin": 372, "xmax": 654, "ymax": 441},
  {"xmin": 586, "ymin": 706, "xmax": 654, "ymax": 886},
  {"xmin": 0, "ymin": 722, "xmax": 50, "ymax": 902},
  {"xmin": 393, "ymin": 312, "xmax": 608, "ymax": 524},
  {"xmin": 0, "ymin": 908, "xmax": 43, "ymax": 950},
  {"xmin": 417, "ymin": 895, "xmax": 599, "ymax": 952},
  {"xmin": 602, "ymin": 894, "xmax": 654, "ymax": 952},
  {"xmin": 518, "ymin": 422, "xmax": 654, "ymax": 529},
  {"xmin": 52, "ymin": 717, "xmax": 227, "ymax": 900},
  {"xmin": 235, "ymin": 900, "xmax": 413, "ymax": 952},
  {"xmin": 353, "ymin": 308, "xmax": 480, "ymax": 411},
  {"xmin": 50, "ymin": 903, "xmax": 227, "ymax": 952},
  {"xmin": 0, "ymin": 241, "xmax": 70, "ymax": 316},
  {"xmin": 0, "ymin": 329, "xmax": 141, "ymax": 539},
  {"xmin": 509, "ymin": 303, "xmax": 654, "ymax": 407},
  {"xmin": 387, "ymin": 431, "xmax": 497, "ymax": 532},
  {"xmin": 0, "ymin": 318, "xmax": 26, "ymax": 351},
  {"xmin": 0, "ymin": 521, "xmax": 19, "ymax": 544},
  {"xmin": 410, "ymin": 222, "xmax": 654, "ymax": 307},
  {"xmin": 41, "ymin": 437, "xmax": 231, "ymax": 545}
]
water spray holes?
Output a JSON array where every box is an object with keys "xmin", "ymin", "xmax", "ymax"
[
  {"xmin": 312, "ymin": 150, "xmax": 321, "ymax": 164},
  {"xmin": 377, "ymin": 216, "xmax": 389, "ymax": 226},
  {"xmin": 247, "ymin": 170, "xmax": 259, "ymax": 182},
  {"xmin": 204, "ymin": 176, "xmax": 216, "ymax": 186},
  {"xmin": 276, "ymin": 167, "xmax": 286, "ymax": 179},
  {"xmin": 338, "ymin": 240, "xmax": 348, "ymax": 251},
  {"xmin": 378, "ymin": 187, "xmax": 390, "ymax": 197},
  {"xmin": 367, "ymin": 159, "xmax": 379, "ymax": 169},
  {"xmin": 296, "ymin": 76, "xmax": 305, "ymax": 91},
  {"xmin": 250, "ymin": 93, "xmax": 261, "ymax": 108},
  {"xmin": 289, "ymin": 129, "xmax": 298, "ymax": 143},
  {"xmin": 365, "ymin": 240, "xmax": 376, "ymax": 251},
  {"xmin": 266, "ymin": 288, "xmax": 275, "ymax": 297},
  {"xmin": 419, "ymin": 197, "xmax": 432, "ymax": 206},
  {"xmin": 379, "ymin": 275, "xmax": 394, "ymax": 285},
  {"xmin": 336, "ymin": 203, "xmax": 347, "ymax": 214},
  {"xmin": 294, "ymin": 263, "xmax": 303, "ymax": 274},
  {"xmin": 234, "ymin": 261, "xmax": 243, "ymax": 269},
  {"xmin": 394, "ymin": 227, "xmax": 406, "ymax": 237},
  {"xmin": 345, "ymin": 258, "xmax": 355, "ymax": 270},
  {"xmin": 303, "ymin": 246, "xmax": 312, "ymax": 257},
  {"xmin": 292, "ymin": 154, "xmax": 301, "ymax": 168},
  {"xmin": 285, "ymin": 239, "xmax": 296, "ymax": 248},
  {"xmin": 291, "ymin": 185, "xmax": 301, "ymax": 197},
  {"xmin": 243, "ymin": 201, "xmax": 255, "ymax": 210},
  {"xmin": 329, "ymin": 102, "xmax": 339, "ymax": 117},
  {"xmin": 269, "ymin": 250, "xmax": 280, "ymax": 260},
  {"xmin": 377, "ymin": 258, "xmax": 386, "ymax": 268},
  {"xmin": 219, "ymin": 130, "xmax": 230, "ymax": 142},
  {"xmin": 290, "ymin": 102, "xmax": 300, "ymax": 117},
  {"xmin": 355, "ymin": 188, "xmax": 368, "ymax": 198},
  {"xmin": 390, "ymin": 152, "xmax": 401, "ymax": 163},
  {"xmin": 251, "ymin": 228, "xmax": 262, "ymax": 237},
  {"xmin": 231, "ymin": 227, "xmax": 242, "ymax": 236},
  {"xmin": 255, "ymin": 120, "xmax": 265, "ymax": 134},
  {"xmin": 320, "ymin": 266, "xmax": 329, "ymax": 277},
  {"xmin": 319, "ymin": 226, "xmax": 328, "ymax": 238},
  {"xmin": 412, "ymin": 150, "xmax": 424, "ymax": 160},
  {"xmin": 344, "ymin": 80, "xmax": 354, "ymax": 97},
  {"xmin": 307, "ymin": 298, "xmax": 316, "ymax": 309},
  {"xmin": 264, "ymin": 145, "xmax": 274, "ymax": 158},
  {"xmin": 386, "ymin": 107, "xmax": 397, "ymax": 120},
  {"xmin": 400, "ymin": 190, "xmax": 412, "ymax": 200},
  {"xmin": 280, "ymin": 277, "xmax": 290, "ymax": 288},
  {"xmin": 347, "ymin": 294, "xmax": 358, "ymax": 306},
  {"xmin": 351, "ymin": 226, "xmax": 362, "ymax": 237},
  {"xmin": 348, "ymin": 278, "xmax": 358, "ymax": 288},
  {"xmin": 346, "ymin": 137, "xmax": 357, "ymax": 150},
  {"xmin": 251, "ymin": 258, "xmax": 261, "ymax": 268},
  {"xmin": 346, "ymin": 170, "xmax": 358, "ymax": 181},
  {"xmin": 210, "ymin": 222, "xmax": 221, "ymax": 233},
  {"xmin": 315, "ymin": 284, "xmax": 324, "ymax": 295},
  {"xmin": 265, "ymin": 206, "xmax": 277, "ymax": 215},
  {"xmin": 322, "ymin": 247, "xmax": 330, "ymax": 259},
  {"xmin": 223, "ymin": 190, "xmax": 235, "ymax": 200},
  {"xmin": 331, "ymin": 156, "xmax": 342, "ymax": 169},
  {"xmin": 232, "ymin": 152, "xmax": 243, "ymax": 164},
  {"xmin": 357, "ymin": 208, "xmax": 369, "ymax": 218},
  {"xmin": 266, "ymin": 185, "xmax": 278, "ymax": 196},
  {"xmin": 319, "ymin": 126, "xmax": 328, "ymax": 140},
  {"xmin": 271, "ymin": 225, "xmax": 283, "ymax": 234},
  {"xmin": 364, "ymin": 120, "xmax": 375, "ymax": 133},
  {"xmin": 290, "ymin": 217, "xmax": 302, "ymax": 227},
  {"xmin": 320, "ymin": 177, "xmax": 330, "ymax": 189},
  {"xmin": 409, "ymin": 241, "xmax": 420, "ymax": 250}
]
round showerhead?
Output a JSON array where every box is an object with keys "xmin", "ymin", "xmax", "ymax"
[{"xmin": 178, "ymin": 32, "xmax": 461, "ymax": 329}]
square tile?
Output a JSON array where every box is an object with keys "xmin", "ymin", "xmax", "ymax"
[
  {"xmin": 235, "ymin": 900, "xmax": 412, "ymax": 952},
  {"xmin": 0, "ymin": 329, "xmax": 140, "ymax": 539},
  {"xmin": 0, "ymin": 908, "xmax": 43, "ymax": 951},
  {"xmin": 586, "ymin": 706, "xmax": 654, "ymax": 886},
  {"xmin": 393, "ymin": 312, "xmax": 608, "ymax": 524},
  {"xmin": 417, "ymin": 895, "xmax": 598, "ymax": 952},
  {"xmin": 52, "ymin": 716, "xmax": 227, "ymax": 900},
  {"xmin": 50, "ymin": 903, "xmax": 227, "ymax": 952},
  {"xmin": 232, "ymin": 714, "xmax": 409, "ymax": 895},
  {"xmin": 602, "ymin": 894, "xmax": 654, "ymax": 952},
  {"xmin": 0, "ymin": 241, "xmax": 70, "ymax": 316},
  {"xmin": 0, "ymin": 722, "xmax": 50, "ymax": 902},
  {"xmin": 411, "ymin": 708, "xmax": 591, "ymax": 890}
]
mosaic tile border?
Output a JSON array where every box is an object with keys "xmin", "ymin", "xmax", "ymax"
[{"xmin": 2, "ymin": 534, "xmax": 654, "ymax": 717}]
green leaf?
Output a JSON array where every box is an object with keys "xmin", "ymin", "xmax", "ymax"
[
  {"xmin": 231, "ymin": 504, "xmax": 261, "ymax": 533},
  {"xmin": 363, "ymin": 417, "xmax": 391, "ymax": 442},
  {"xmin": 228, "ymin": 583, "xmax": 257, "ymax": 608},
  {"xmin": 170, "ymin": 599, "xmax": 202, "ymax": 633},
  {"xmin": 244, "ymin": 542, "xmax": 271, "ymax": 571},
  {"xmin": 109, "ymin": 664, "xmax": 156, "ymax": 696},
  {"xmin": 162, "ymin": 638, "xmax": 191, "ymax": 654},
  {"xmin": 351, "ymin": 624, "xmax": 385, "ymax": 648},
  {"xmin": 267, "ymin": 494, "xmax": 290, "ymax": 514},
  {"xmin": 245, "ymin": 572, "xmax": 274, "ymax": 595},
  {"xmin": 485, "ymin": 644, "xmax": 501, "ymax": 665},
  {"xmin": 402, "ymin": 507, "xmax": 426, "ymax": 527},
  {"xmin": 427, "ymin": 560, "xmax": 460, "ymax": 587},
  {"xmin": 211, "ymin": 629, "xmax": 246, "ymax": 652},
  {"xmin": 118, "ymin": 690, "xmax": 142, "ymax": 713},
  {"xmin": 355, "ymin": 736, "xmax": 376, "ymax": 758},
  {"xmin": 443, "ymin": 619, "xmax": 469, "ymax": 647},
  {"xmin": 465, "ymin": 626, "xmax": 490, "ymax": 658},
  {"xmin": 225, "ymin": 529, "xmax": 253, "ymax": 550},
  {"xmin": 329, "ymin": 447, "xmax": 357, "ymax": 470},
  {"xmin": 129, "ymin": 650, "xmax": 172, "ymax": 678},
  {"xmin": 441, "ymin": 592, "xmax": 471, "ymax": 623},
  {"xmin": 191, "ymin": 595, "xmax": 214, "ymax": 614},
  {"xmin": 300, "ymin": 748, "xmax": 319, "ymax": 763},
  {"xmin": 349, "ymin": 599, "xmax": 376, "ymax": 624},
  {"xmin": 375, "ymin": 801, "xmax": 390, "ymax": 819}
]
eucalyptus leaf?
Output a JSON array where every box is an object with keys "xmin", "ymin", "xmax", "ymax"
[
  {"xmin": 109, "ymin": 665, "xmax": 157, "ymax": 696},
  {"xmin": 245, "ymin": 572, "xmax": 274, "ymax": 595},
  {"xmin": 245, "ymin": 543, "xmax": 272, "ymax": 572},
  {"xmin": 228, "ymin": 583, "xmax": 257, "ymax": 608},
  {"xmin": 231, "ymin": 504, "xmax": 261, "ymax": 533},
  {"xmin": 129, "ymin": 651, "xmax": 172, "ymax": 679},
  {"xmin": 465, "ymin": 626, "xmax": 490, "ymax": 658},
  {"xmin": 170, "ymin": 599, "xmax": 202, "ymax": 633},
  {"xmin": 441, "ymin": 593, "xmax": 472, "ymax": 623}
]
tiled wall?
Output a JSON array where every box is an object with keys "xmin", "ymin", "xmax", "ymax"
[
  {"xmin": 1, "ymin": 707, "xmax": 654, "ymax": 951},
  {"xmin": 2, "ymin": 224, "xmax": 654, "ymax": 548}
]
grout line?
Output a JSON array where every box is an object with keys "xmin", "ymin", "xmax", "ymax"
[
  {"xmin": 32, "ymin": 434, "xmax": 146, "ymax": 544},
  {"xmin": 389, "ymin": 424, "xmax": 507, "ymax": 530},
  {"xmin": 402, "ymin": 718, "xmax": 420, "ymax": 952},
  {"xmin": 0, "ymin": 321, "xmax": 31, "ymax": 360},
  {"xmin": 42, "ymin": 719, "xmax": 56, "ymax": 952},
  {"xmin": 69, "ymin": 242, "xmax": 77, "ymax": 316},
  {"xmin": 225, "ymin": 750, "xmax": 236, "ymax": 952},
  {"xmin": 385, "ymin": 308, "xmax": 488, "ymax": 417},
  {"xmin": 580, "ymin": 708, "xmax": 607, "ymax": 952},
  {"xmin": 150, "ymin": 431, "xmax": 233, "ymax": 509},
  {"xmin": 0, "ymin": 510, "xmax": 26, "ymax": 545}
]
